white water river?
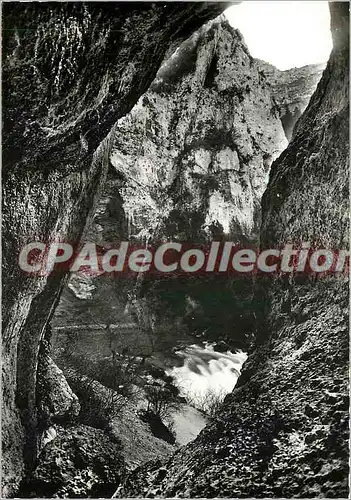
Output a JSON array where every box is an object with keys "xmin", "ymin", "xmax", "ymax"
[{"xmin": 167, "ymin": 343, "xmax": 247, "ymax": 403}]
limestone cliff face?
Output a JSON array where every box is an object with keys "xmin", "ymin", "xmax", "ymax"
[
  {"xmin": 111, "ymin": 17, "xmax": 287, "ymax": 244},
  {"xmin": 108, "ymin": 17, "xmax": 287, "ymax": 341},
  {"xmin": 118, "ymin": 3, "xmax": 349, "ymax": 497},
  {"xmin": 2, "ymin": 3, "xmax": 227, "ymax": 495},
  {"xmin": 53, "ymin": 16, "xmax": 287, "ymax": 352},
  {"xmin": 257, "ymin": 60, "xmax": 326, "ymax": 141}
]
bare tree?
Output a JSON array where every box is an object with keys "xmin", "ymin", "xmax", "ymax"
[
  {"xmin": 144, "ymin": 382, "xmax": 179, "ymax": 419},
  {"xmin": 186, "ymin": 388, "xmax": 227, "ymax": 418}
]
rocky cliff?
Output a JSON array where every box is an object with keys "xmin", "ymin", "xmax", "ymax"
[
  {"xmin": 2, "ymin": 3, "xmax": 228, "ymax": 496},
  {"xmin": 118, "ymin": 3, "xmax": 349, "ymax": 497},
  {"xmin": 111, "ymin": 17, "xmax": 287, "ymax": 244},
  {"xmin": 257, "ymin": 60, "xmax": 326, "ymax": 140},
  {"xmin": 63, "ymin": 16, "xmax": 287, "ymax": 346},
  {"xmin": 50, "ymin": 16, "xmax": 288, "ymax": 385}
]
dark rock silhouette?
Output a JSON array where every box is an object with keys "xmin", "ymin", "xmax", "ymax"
[{"xmin": 2, "ymin": 3, "xmax": 228, "ymax": 495}]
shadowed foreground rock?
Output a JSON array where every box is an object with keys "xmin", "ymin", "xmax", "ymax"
[
  {"xmin": 2, "ymin": 2, "xmax": 228, "ymax": 495},
  {"xmin": 117, "ymin": 3, "xmax": 349, "ymax": 497},
  {"xmin": 19, "ymin": 425, "xmax": 126, "ymax": 498}
]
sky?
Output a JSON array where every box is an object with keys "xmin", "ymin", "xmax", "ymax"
[{"xmin": 225, "ymin": 1, "xmax": 332, "ymax": 70}]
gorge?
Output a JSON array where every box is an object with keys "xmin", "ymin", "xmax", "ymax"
[{"xmin": 2, "ymin": 2, "xmax": 349, "ymax": 498}]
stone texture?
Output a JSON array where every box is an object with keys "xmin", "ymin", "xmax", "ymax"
[
  {"xmin": 19, "ymin": 425, "xmax": 126, "ymax": 498},
  {"xmin": 36, "ymin": 354, "xmax": 80, "ymax": 422},
  {"xmin": 110, "ymin": 16, "xmax": 287, "ymax": 244},
  {"xmin": 2, "ymin": 3, "xmax": 227, "ymax": 495}
]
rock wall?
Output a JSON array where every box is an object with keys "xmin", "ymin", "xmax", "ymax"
[
  {"xmin": 2, "ymin": 3, "xmax": 227, "ymax": 495},
  {"xmin": 111, "ymin": 16, "xmax": 287, "ymax": 245},
  {"xmin": 117, "ymin": 3, "xmax": 349, "ymax": 497},
  {"xmin": 51, "ymin": 16, "xmax": 288, "ymax": 372},
  {"xmin": 56, "ymin": 16, "xmax": 287, "ymax": 348},
  {"xmin": 257, "ymin": 60, "xmax": 326, "ymax": 140}
]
